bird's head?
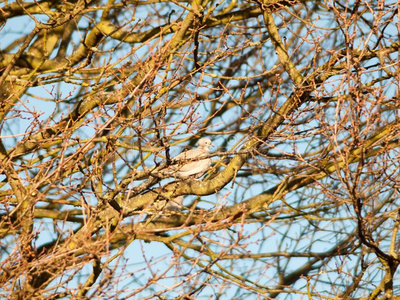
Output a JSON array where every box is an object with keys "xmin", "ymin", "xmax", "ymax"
[{"xmin": 198, "ymin": 138, "xmax": 212, "ymax": 151}]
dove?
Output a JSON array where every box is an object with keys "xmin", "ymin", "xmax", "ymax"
[{"xmin": 162, "ymin": 138, "xmax": 212, "ymax": 179}]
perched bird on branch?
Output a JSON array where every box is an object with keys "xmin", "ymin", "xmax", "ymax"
[{"xmin": 162, "ymin": 138, "xmax": 212, "ymax": 179}]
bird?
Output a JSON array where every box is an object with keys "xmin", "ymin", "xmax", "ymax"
[{"xmin": 162, "ymin": 138, "xmax": 212, "ymax": 179}]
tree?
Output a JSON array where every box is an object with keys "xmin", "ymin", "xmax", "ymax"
[{"xmin": 1, "ymin": 0, "xmax": 399, "ymax": 298}]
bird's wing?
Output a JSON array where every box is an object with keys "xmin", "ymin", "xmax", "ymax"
[
  {"xmin": 174, "ymin": 148, "xmax": 207, "ymax": 161},
  {"xmin": 163, "ymin": 147, "xmax": 210, "ymax": 178},
  {"xmin": 176, "ymin": 158, "xmax": 211, "ymax": 178}
]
